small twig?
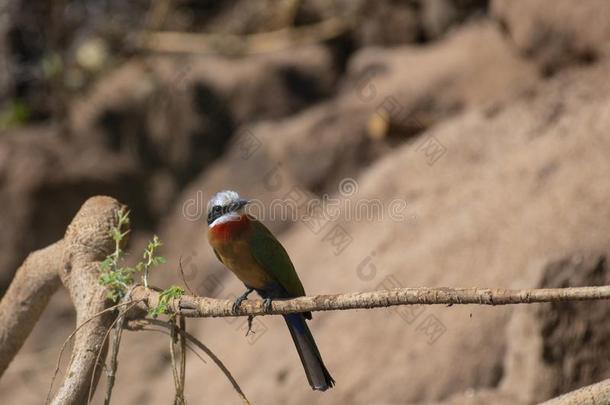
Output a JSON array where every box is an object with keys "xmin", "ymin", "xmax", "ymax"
[
  {"xmin": 169, "ymin": 317, "xmax": 186, "ymax": 405},
  {"xmin": 128, "ymin": 319, "xmax": 251, "ymax": 405},
  {"xmin": 138, "ymin": 16, "xmax": 352, "ymax": 56},
  {"xmin": 87, "ymin": 301, "xmax": 140, "ymax": 405},
  {"xmin": 145, "ymin": 0, "xmax": 172, "ymax": 31},
  {"xmin": 104, "ymin": 289, "xmax": 135, "ymax": 405},
  {"xmin": 169, "ymin": 319, "xmax": 178, "ymax": 400},
  {"xmin": 178, "ymin": 256, "xmax": 195, "ymax": 296},
  {"xmin": 88, "ymin": 315, "xmax": 120, "ymax": 404},
  {"xmin": 179, "ymin": 316, "xmax": 186, "ymax": 402},
  {"xmin": 103, "ymin": 318, "xmax": 124, "ymax": 405},
  {"xmin": 126, "ymin": 325, "xmax": 207, "ymax": 365},
  {"xmin": 45, "ymin": 299, "xmax": 142, "ymax": 405}
]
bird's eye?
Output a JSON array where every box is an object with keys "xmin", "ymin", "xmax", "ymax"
[{"xmin": 213, "ymin": 205, "xmax": 221, "ymax": 213}]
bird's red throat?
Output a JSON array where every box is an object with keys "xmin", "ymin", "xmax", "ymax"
[{"xmin": 209, "ymin": 214, "xmax": 250, "ymax": 242}]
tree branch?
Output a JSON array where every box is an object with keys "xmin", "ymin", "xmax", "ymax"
[
  {"xmin": 0, "ymin": 196, "xmax": 122, "ymax": 405},
  {"xmin": 138, "ymin": 16, "xmax": 351, "ymax": 56},
  {"xmin": 131, "ymin": 285, "xmax": 610, "ymax": 318},
  {"xmin": 0, "ymin": 241, "xmax": 64, "ymax": 376},
  {"xmin": 541, "ymin": 378, "xmax": 610, "ymax": 404},
  {"xmin": 51, "ymin": 197, "xmax": 122, "ymax": 405}
]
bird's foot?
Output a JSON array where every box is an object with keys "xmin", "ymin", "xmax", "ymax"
[
  {"xmin": 245, "ymin": 315, "xmax": 255, "ymax": 336},
  {"xmin": 262, "ymin": 298, "xmax": 273, "ymax": 313},
  {"xmin": 232, "ymin": 288, "xmax": 254, "ymax": 314}
]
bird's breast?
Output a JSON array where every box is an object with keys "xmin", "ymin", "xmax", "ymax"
[
  {"xmin": 208, "ymin": 216, "xmax": 271, "ymax": 289},
  {"xmin": 208, "ymin": 213, "xmax": 251, "ymax": 242}
]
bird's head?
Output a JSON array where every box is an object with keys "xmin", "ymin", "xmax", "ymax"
[{"xmin": 207, "ymin": 190, "xmax": 250, "ymax": 227}]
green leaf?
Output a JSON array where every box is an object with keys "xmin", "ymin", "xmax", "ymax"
[
  {"xmin": 148, "ymin": 286, "xmax": 185, "ymax": 318},
  {"xmin": 98, "ymin": 209, "xmax": 170, "ymax": 303}
]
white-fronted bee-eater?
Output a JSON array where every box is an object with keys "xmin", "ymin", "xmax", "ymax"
[{"xmin": 206, "ymin": 190, "xmax": 334, "ymax": 391}]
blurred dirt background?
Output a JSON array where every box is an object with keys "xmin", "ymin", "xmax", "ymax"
[{"xmin": 1, "ymin": 1, "xmax": 610, "ymax": 404}]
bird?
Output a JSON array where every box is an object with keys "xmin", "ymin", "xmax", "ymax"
[{"xmin": 206, "ymin": 190, "xmax": 335, "ymax": 391}]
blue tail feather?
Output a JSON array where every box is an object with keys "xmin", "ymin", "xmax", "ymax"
[{"xmin": 284, "ymin": 313, "xmax": 335, "ymax": 391}]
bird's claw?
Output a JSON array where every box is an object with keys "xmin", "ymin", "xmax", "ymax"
[
  {"xmin": 232, "ymin": 288, "xmax": 253, "ymax": 314},
  {"xmin": 245, "ymin": 315, "xmax": 255, "ymax": 336},
  {"xmin": 231, "ymin": 298, "xmax": 244, "ymax": 314},
  {"xmin": 263, "ymin": 298, "xmax": 273, "ymax": 313}
]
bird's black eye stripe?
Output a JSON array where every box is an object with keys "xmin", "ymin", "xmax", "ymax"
[
  {"xmin": 208, "ymin": 202, "xmax": 245, "ymax": 225},
  {"xmin": 208, "ymin": 205, "xmax": 223, "ymax": 225}
]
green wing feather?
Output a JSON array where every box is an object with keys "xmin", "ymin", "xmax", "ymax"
[
  {"xmin": 249, "ymin": 219, "xmax": 306, "ymax": 297},
  {"xmin": 213, "ymin": 248, "xmax": 224, "ymax": 265}
]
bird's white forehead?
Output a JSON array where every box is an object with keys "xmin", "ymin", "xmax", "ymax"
[{"xmin": 207, "ymin": 190, "xmax": 240, "ymax": 211}]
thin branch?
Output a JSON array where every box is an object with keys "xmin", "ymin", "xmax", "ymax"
[
  {"xmin": 85, "ymin": 300, "xmax": 139, "ymax": 405},
  {"xmin": 127, "ymin": 319, "xmax": 251, "ymax": 405},
  {"xmin": 45, "ymin": 299, "xmax": 141, "ymax": 405},
  {"xmin": 177, "ymin": 256, "xmax": 195, "ymax": 296},
  {"xmin": 169, "ymin": 317, "xmax": 186, "ymax": 405},
  {"xmin": 103, "ymin": 314, "xmax": 125, "ymax": 405},
  {"xmin": 104, "ymin": 291, "xmax": 136, "ymax": 405},
  {"xmin": 127, "ymin": 326, "xmax": 208, "ymax": 365},
  {"xmin": 87, "ymin": 315, "xmax": 121, "ymax": 405},
  {"xmin": 178, "ymin": 317, "xmax": 186, "ymax": 403},
  {"xmin": 131, "ymin": 285, "xmax": 610, "ymax": 318},
  {"xmin": 138, "ymin": 16, "xmax": 352, "ymax": 56}
]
